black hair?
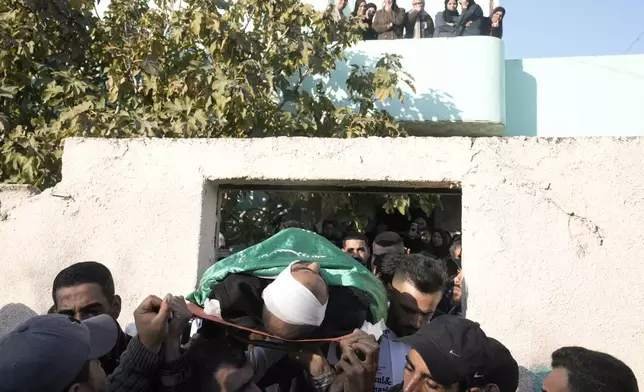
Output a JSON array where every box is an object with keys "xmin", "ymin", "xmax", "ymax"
[
  {"xmin": 551, "ymin": 347, "xmax": 638, "ymax": 392},
  {"xmin": 351, "ymin": 0, "xmax": 366, "ymax": 16},
  {"xmin": 373, "ymin": 253, "xmax": 402, "ymax": 285},
  {"xmin": 365, "ymin": 2, "xmax": 376, "ymax": 9},
  {"xmin": 394, "ymin": 253, "xmax": 448, "ymax": 294},
  {"xmin": 52, "ymin": 262, "xmax": 115, "ymax": 305},
  {"xmin": 343, "ymin": 232, "xmax": 369, "ymax": 247},
  {"xmin": 185, "ymin": 334, "xmax": 249, "ymax": 391}
]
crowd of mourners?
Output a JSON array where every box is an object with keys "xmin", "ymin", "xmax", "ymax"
[
  {"xmin": 333, "ymin": 0, "xmax": 506, "ymax": 41},
  {"xmin": 0, "ymin": 215, "xmax": 640, "ymax": 392}
]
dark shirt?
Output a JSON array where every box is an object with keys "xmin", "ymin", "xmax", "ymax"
[
  {"xmin": 103, "ymin": 329, "xmax": 133, "ymax": 375},
  {"xmin": 107, "ymin": 337, "xmax": 161, "ymax": 392}
]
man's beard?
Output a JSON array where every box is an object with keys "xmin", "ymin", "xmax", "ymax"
[{"xmin": 388, "ymin": 319, "xmax": 419, "ymax": 337}]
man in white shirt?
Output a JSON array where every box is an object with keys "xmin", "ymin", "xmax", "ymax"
[{"xmin": 373, "ymin": 253, "xmax": 448, "ymax": 392}]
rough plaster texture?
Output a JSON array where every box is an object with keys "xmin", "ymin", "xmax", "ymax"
[
  {"xmin": 0, "ymin": 184, "xmax": 40, "ymax": 216},
  {"xmin": 1, "ymin": 137, "xmax": 643, "ymax": 390}
]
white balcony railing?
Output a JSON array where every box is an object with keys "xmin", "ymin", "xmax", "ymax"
[{"xmin": 303, "ymin": 36, "xmax": 505, "ymax": 136}]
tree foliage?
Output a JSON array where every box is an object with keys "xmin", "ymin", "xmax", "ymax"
[
  {"xmin": 0, "ymin": 0, "xmax": 414, "ymax": 187},
  {"xmin": 0, "ymin": 0, "xmax": 440, "ymax": 240},
  {"xmin": 220, "ymin": 190, "xmax": 442, "ymax": 247}
]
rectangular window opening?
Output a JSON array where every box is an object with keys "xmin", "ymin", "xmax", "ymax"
[{"xmin": 215, "ymin": 184, "xmax": 461, "ymax": 260}]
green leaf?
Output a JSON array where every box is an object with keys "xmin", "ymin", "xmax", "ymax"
[
  {"xmin": 0, "ymin": 86, "xmax": 18, "ymax": 99},
  {"xmin": 190, "ymin": 12, "xmax": 203, "ymax": 36}
]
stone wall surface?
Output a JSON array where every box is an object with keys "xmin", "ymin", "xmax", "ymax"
[{"xmin": 1, "ymin": 136, "xmax": 643, "ymax": 390}]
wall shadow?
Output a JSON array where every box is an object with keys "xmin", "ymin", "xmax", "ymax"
[
  {"xmin": 300, "ymin": 49, "xmax": 463, "ymax": 130},
  {"xmin": 518, "ymin": 366, "xmax": 550, "ymax": 392},
  {"xmin": 505, "ymin": 59, "xmax": 538, "ymax": 136},
  {"xmin": 0, "ymin": 303, "xmax": 37, "ymax": 336}
]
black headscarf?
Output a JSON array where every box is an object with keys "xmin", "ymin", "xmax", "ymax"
[{"xmin": 442, "ymin": 0, "xmax": 459, "ymax": 21}]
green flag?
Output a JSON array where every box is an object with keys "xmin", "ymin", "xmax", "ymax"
[{"xmin": 188, "ymin": 228, "xmax": 388, "ymax": 323}]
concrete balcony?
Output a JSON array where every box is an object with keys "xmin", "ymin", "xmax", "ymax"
[{"xmin": 306, "ymin": 36, "xmax": 505, "ymax": 136}]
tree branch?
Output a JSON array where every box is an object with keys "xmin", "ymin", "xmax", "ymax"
[{"xmin": 276, "ymin": 67, "xmax": 308, "ymax": 110}]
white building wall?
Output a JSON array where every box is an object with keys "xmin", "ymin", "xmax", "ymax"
[
  {"xmin": 1, "ymin": 136, "xmax": 643, "ymax": 390},
  {"xmin": 505, "ymin": 54, "xmax": 644, "ymax": 136}
]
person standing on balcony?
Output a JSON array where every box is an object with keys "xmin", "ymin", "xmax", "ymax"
[
  {"xmin": 454, "ymin": 0, "xmax": 484, "ymax": 36},
  {"xmin": 404, "ymin": 0, "xmax": 434, "ymax": 39},
  {"xmin": 352, "ymin": 0, "xmax": 378, "ymax": 40},
  {"xmin": 365, "ymin": 3, "xmax": 379, "ymax": 40},
  {"xmin": 433, "ymin": 0, "xmax": 459, "ymax": 37},
  {"xmin": 333, "ymin": 0, "xmax": 348, "ymax": 21},
  {"xmin": 484, "ymin": 5, "xmax": 505, "ymax": 38},
  {"xmin": 372, "ymin": 0, "xmax": 405, "ymax": 40}
]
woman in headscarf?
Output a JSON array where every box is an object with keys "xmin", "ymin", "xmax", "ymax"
[
  {"xmin": 454, "ymin": 0, "xmax": 484, "ymax": 36},
  {"xmin": 433, "ymin": 0, "xmax": 459, "ymax": 38},
  {"xmin": 352, "ymin": 0, "xmax": 378, "ymax": 40},
  {"xmin": 371, "ymin": 0, "xmax": 405, "ymax": 40},
  {"xmin": 485, "ymin": 6, "xmax": 506, "ymax": 38}
]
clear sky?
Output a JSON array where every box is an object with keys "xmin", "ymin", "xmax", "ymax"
[{"xmin": 503, "ymin": 0, "xmax": 644, "ymax": 59}]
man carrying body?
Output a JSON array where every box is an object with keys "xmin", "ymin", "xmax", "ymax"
[{"xmin": 374, "ymin": 253, "xmax": 448, "ymax": 391}]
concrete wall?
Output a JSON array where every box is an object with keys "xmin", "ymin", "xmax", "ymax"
[
  {"xmin": 1, "ymin": 137, "xmax": 643, "ymax": 390},
  {"xmin": 505, "ymin": 54, "xmax": 644, "ymax": 136}
]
